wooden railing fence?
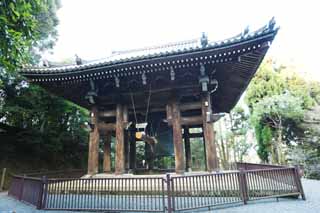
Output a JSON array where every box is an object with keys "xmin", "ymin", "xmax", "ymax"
[{"xmin": 8, "ymin": 163, "xmax": 305, "ymax": 212}]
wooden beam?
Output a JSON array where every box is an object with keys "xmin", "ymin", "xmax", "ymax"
[
  {"xmin": 170, "ymin": 97, "xmax": 185, "ymax": 174},
  {"xmin": 184, "ymin": 132, "xmax": 203, "ymax": 138},
  {"xmin": 201, "ymin": 93, "xmax": 219, "ymax": 171},
  {"xmin": 99, "ymin": 102, "xmax": 202, "ymax": 118},
  {"xmin": 167, "ymin": 115, "xmax": 203, "ymax": 126},
  {"xmin": 115, "ymin": 104, "xmax": 125, "ymax": 175},
  {"xmin": 87, "ymin": 106, "xmax": 100, "ymax": 175},
  {"xmin": 103, "ymin": 132, "xmax": 111, "ymax": 173},
  {"xmin": 99, "ymin": 110, "xmax": 116, "ymax": 117},
  {"xmin": 181, "ymin": 116, "xmax": 203, "ymax": 126},
  {"xmin": 98, "ymin": 123, "xmax": 116, "ymax": 132}
]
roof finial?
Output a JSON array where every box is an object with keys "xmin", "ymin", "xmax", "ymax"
[
  {"xmin": 242, "ymin": 26, "xmax": 250, "ymax": 37},
  {"xmin": 42, "ymin": 59, "xmax": 50, "ymax": 67},
  {"xmin": 268, "ymin": 17, "xmax": 276, "ymax": 30},
  {"xmin": 201, "ymin": 32, "xmax": 208, "ymax": 47},
  {"xmin": 75, "ymin": 54, "xmax": 82, "ymax": 65}
]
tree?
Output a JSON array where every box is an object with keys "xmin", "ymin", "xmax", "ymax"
[
  {"xmin": 229, "ymin": 106, "xmax": 252, "ymax": 163},
  {"xmin": 215, "ymin": 106, "xmax": 252, "ymax": 168},
  {"xmin": 251, "ymin": 93, "xmax": 304, "ymax": 163},
  {"xmin": 245, "ymin": 58, "xmax": 320, "ymax": 165},
  {"xmin": 0, "ymin": 0, "xmax": 90, "ymax": 171},
  {"xmin": 0, "ymin": 0, "xmax": 60, "ymax": 71},
  {"xmin": 246, "ymin": 59, "xmax": 317, "ymax": 110}
]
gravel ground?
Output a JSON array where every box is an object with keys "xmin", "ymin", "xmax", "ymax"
[{"xmin": 0, "ymin": 179, "xmax": 318, "ymax": 213}]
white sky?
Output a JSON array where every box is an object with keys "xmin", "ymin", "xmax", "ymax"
[{"xmin": 47, "ymin": 0, "xmax": 320, "ymax": 80}]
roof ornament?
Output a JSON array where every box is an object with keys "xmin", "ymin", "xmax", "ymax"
[
  {"xmin": 241, "ymin": 26, "xmax": 250, "ymax": 38},
  {"xmin": 85, "ymin": 79, "xmax": 98, "ymax": 104},
  {"xmin": 170, "ymin": 67, "xmax": 175, "ymax": 81},
  {"xmin": 268, "ymin": 17, "xmax": 276, "ymax": 30},
  {"xmin": 42, "ymin": 59, "xmax": 50, "ymax": 67},
  {"xmin": 201, "ymin": 32, "xmax": 208, "ymax": 47},
  {"xmin": 115, "ymin": 76, "xmax": 120, "ymax": 88},
  {"xmin": 75, "ymin": 54, "xmax": 82, "ymax": 65},
  {"xmin": 199, "ymin": 63, "xmax": 209, "ymax": 92},
  {"xmin": 142, "ymin": 73, "xmax": 147, "ymax": 85}
]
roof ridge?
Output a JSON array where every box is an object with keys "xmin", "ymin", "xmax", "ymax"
[{"xmin": 111, "ymin": 38, "xmax": 199, "ymax": 55}]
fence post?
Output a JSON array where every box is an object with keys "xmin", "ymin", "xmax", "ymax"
[
  {"xmin": 0, "ymin": 168, "xmax": 6, "ymax": 191},
  {"xmin": 166, "ymin": 174, "xmax": 172, "ymax": 213},
  {"xmin": 293, "ymin": 166, "xmax": 306, "ymax": 200},
  {"xmin": 37, "ymin": 176, "xmax": 47, "ymax": 209},
  {"xmin": 239, "ymin": 169, "xmax": 248, "ymax": 204},
  {"xmin": 18, "ymin": 175, "xmax": 26, "ymax": 201}
]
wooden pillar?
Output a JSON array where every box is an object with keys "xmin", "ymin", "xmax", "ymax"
[
  {"xmin": 184, "ymin": 127, "xmax": 192, "ymax": 172},
  {"xmin": 129, "ymin": 128, "xmax": 136, "ymax": 171},
  {"xmin": 123, "ymin": 106, "xmax": 130, "ymax": 172},
  {"xmin": 115, "ymin": 104, "xmax": 125, "ymax": 175},
  {"xmin": 202, "ymin": 132, "xmax": 207, "ymax": 171},
  {"xmin": 201, "ymin": 93, "xmax": 218, "ymax": 171},
  {"xmin": 124, "ymin": 131, "xmax": 130, "ymax": 172},
  {"xmin": 88, "ymin": 106, "xmax": 100, "ymax": 175},
  {"xmin": 103, "ymin": 132, "xmax": 112, "ymax": 173},
  {"xmin": 169, "ymin": 97, "xmax": 185, "ymax": 174}
]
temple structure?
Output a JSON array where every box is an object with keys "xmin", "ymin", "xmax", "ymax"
[{"xmin": 20, "ymin": 19, "xmax": 278, "ymax": 175}]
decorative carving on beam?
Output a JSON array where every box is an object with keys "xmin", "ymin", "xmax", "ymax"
[
  {"xmin": 210, "ymin": 79, "xmax": 218, "ymax": 94},
  {"xmin": 85, "ymin": 79, "xmax": 98, "ymax": 104},
  {"xmin": 198, "ymin": 63, "xmax": 209, "ymax": 92}
]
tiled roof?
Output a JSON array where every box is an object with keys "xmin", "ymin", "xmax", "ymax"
[{"xmin": 21, "ymin": 18, "xmax": 278, "ymax": 74}]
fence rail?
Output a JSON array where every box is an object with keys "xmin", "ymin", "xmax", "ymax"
[{"xmin": 8, "ymin": 163, "xmax": 305, "ymax": 212}]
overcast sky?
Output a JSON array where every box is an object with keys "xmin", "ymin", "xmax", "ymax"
[{"xmin": 46, "ymin": 0, "xmax": 320, "ymax": 80}]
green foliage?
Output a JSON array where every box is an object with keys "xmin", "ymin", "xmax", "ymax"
[
  {"xmin": 246, "ymin": 58, "xmax": 320, "ymax": 166},
  {"xmin": 245, "ymin": 60, "xmax": 285, "ymax": 109},
  {"xmin": 0, "ymin": 71, "xmax": 89, "ymax": 168},
  {"xmin": 251, "ymin": 93, "xmax": 304, "ymax": 129},
  {"xmin": 255, "ymin": 124, "xmax": 272, "ymax": 162},
  {"xmin": 246, "ymin": 60, "xmax": 317, "ymax": 110},
  {"xmin": 0, "ymin": 0, "xmax": 60, "ymax": 71},
  {"xmin": 0, "ymin": 0, "xmax": 88, "ymax": 171},
  {"xmin": 229, "ymin": 106, "xmax": 252, "ymax": 162}
]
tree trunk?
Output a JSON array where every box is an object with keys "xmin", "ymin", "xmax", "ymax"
[
  {"xmin": 218, "ymin": 120, "xmax": 227, "ymax": 169},
  {"xmin": 277, "ymin": 126, "xmax": 284, "ymax": 164}
]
